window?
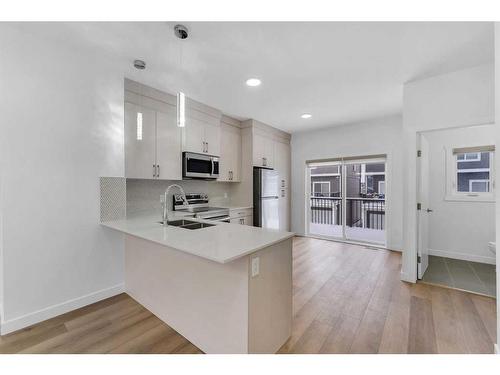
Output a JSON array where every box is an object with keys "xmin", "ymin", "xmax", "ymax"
[
  {"xmin": 469, "ymin": 180, "xmax": 489, "ymax": 192},
  {"xmin": 378, "ymin": 181, "xmax": 386, "ymax": 195},
  {"xmin": 457, "ymin": 152, "xmax": 480, "ymax": 162},
  {"xmin": 312, "ymin": 181, "xmax": 331, "ymax": 197},
  {"xmin": 446, "ymin": 146, "xmax": 495, "ymax": 201}
]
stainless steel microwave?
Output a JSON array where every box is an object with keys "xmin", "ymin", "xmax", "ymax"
[{"xmin": 182, "ymin": 152, "xmax": 220, "ymax": 180}]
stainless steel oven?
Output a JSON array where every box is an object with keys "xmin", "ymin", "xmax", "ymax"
[{"xmin": 182, "ymin": 152, "xmax": 219, "ymax": 180}]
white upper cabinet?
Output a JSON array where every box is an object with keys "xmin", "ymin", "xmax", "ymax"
[
  {"xmin": 182, "ymin": 117, "xmax": 206, "ymax": 154},
  {"xmin": 124, "ymin": 80, "xmax": 182, "ymax": 180},
  {"xmin": 219, "ymin": 122, "xmax": 242, "ymax": 182},
  {"xmin": 253, "ymin": 131, "xmax": 274, "ymax": 168},
  {"xmin": 156, "ymin": 107, "xmax": 181, "ymax": 180},
  {"xmin": 125, "ymin": 102, "xmax": 157, "ymax": 179},
  {"xmin": 182, "ymin": 99, "xmax": 221, "ymax": 156}
]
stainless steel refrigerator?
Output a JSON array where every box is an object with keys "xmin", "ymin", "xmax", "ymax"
[{"xmin": 253, "ymin": 167, "xmax": 280, "ymax": 229}]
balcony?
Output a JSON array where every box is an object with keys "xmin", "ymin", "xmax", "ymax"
[{"xmin": 309, "ymin": 196, "xmax": 385, "ymax": 245}]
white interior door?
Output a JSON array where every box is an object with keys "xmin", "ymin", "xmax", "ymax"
[{"xmin": 417, "ymin": 134, "xmax": 430, "ymax": 278}]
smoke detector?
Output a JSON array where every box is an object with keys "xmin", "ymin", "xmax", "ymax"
[
  {"xmin": 133, "ymin": 60, "xmax": 146, "ymax": 70},
  {"xmin": 174, "ymin": 24, "xmax": 189, "ymax": 40}
]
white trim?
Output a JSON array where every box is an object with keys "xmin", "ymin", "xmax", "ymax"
[
  {"xmin": 428, "ymin": 248, "xmax": 496, "ymax": 265},
  {"xmin": 457, "ymin": 168, "xmax": 490, "ymax": 173},
  {"xmin": 310, "ymin": 173, "xmax": 341, "ymax": 177},
  {"xmin": 445, "ymin": 147, "xmax": 495, "ymax": 201},
  {"xmin": 400, "ymin": 270, "xmax": 416, "ymax": 283},
  {"xmin": 0, "ymin": 283, "xmax": 125, "ymax": 335}
]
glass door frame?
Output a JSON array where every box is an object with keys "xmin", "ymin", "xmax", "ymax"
[{"xmin": 306, "ymin": 156, "xmax": 388, "ymax": 247}]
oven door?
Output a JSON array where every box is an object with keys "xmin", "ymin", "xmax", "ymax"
[
  {"xmin": 206, "ymin": 215, "xmax": 230, "ymax": 223},
  {"xmin": 183, "ymin": 152, "xmax": 217, "ymax": 179}
]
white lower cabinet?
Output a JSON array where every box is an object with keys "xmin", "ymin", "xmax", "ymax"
[{"xmin": 229, "ymin": 208, "xmax": 253, "ymax": 226}]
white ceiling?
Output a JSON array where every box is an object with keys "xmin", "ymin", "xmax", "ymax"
[{"xmin": 15, "ymin": 22, "xmax": 494, "ymax": 133}]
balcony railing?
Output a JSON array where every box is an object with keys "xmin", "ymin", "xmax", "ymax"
[{"xmin": 310, "ymin": 197, "xmax": 385, "ymax": 230}]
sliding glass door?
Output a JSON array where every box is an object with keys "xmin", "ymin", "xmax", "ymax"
[
  {"xmin": 308, "ymin": 162, "xmax": 343, "ymax": 239},
  {"xmin": 307, "ymin": 157, "xmax": 386, "ymax": 246}
]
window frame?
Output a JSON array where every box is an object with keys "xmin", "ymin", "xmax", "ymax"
[
  {"xmin": 445, "ymin": 147, "xmax": 495, "ymax": 202},
  {"xmin": 457, "ymin": 152, "xmax": 481, "ymax": 162},
  {"xmin": 312, "ymin": 181, "xmax": 331, "ymax": 197}
]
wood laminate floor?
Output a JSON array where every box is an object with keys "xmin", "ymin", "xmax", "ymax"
[{"xmin": 0, "ymin": 237, "xmax": 496, "ymax": 354}]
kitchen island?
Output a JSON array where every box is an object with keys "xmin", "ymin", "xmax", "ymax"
[{"xmin": 102, "ymin": 215, "xmax": 294, "ymax": 354}]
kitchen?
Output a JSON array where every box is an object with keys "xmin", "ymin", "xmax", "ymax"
[{"xmin": 98, "ymin": 72, "xmax": 293, "ymax": 353}]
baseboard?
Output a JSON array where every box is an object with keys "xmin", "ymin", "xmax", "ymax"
[
  {"xmin": 428, "ymin": 248, "xmax": 496, "ymax": 265},
  {"xmin": 400, "ymin": 270, "xmax": 416, "ymax": 283},
  {"xmin": 0, "ymin": 283, "xmax": 125, "ymax": 335}
]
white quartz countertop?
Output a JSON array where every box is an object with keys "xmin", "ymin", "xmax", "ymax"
[{"xmin": 101, "ymin": 215, "xmax": 294, "ymax": 264}]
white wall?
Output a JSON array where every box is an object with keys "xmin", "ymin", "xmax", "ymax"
[
  {"xmin": 0, "ymin": 25, "xmax": 126, "ymax": 333},
  {"xmin": 290, "ymin": 115, "xmax": 404, "ymax": 251},
  {"xmin": 494, "ymin": 21, "xmax": 500, "ymax": 354},
  {"xmin": 424, "ymin": 125, "xmax": 495, "ymax": 264},
  {"xmin": 402, "ymin": 63, "xmax": 495, "ymax": 282}
]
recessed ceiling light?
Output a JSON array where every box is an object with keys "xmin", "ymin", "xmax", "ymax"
[
  {"xmin": 301, "ymin": 113, "xmax": 312, "ymax": 119},
  {"xmin": 246, "ymin": 78, "xmax": 261, "ymax": 87}
]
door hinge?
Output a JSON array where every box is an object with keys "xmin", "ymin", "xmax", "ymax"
[
  {"xmin": 417, "ymin": 255, "xmax": 421, "ymax": 263},
  {"xmin": 417, "ymin": 203, "xmax": 421, "ymax": 210},
  {"xmin": 417, "ymin": 150, "xmax": 422, "ymax": 157}
]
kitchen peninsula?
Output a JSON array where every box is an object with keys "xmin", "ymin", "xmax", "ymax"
[{"xmin": 101, "ymin": 214, "xmax": 294, "ymax": 354}]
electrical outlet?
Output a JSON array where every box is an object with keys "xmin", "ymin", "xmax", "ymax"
[{"xmin": 251, "ymin": 257, "xmax": 260, "ymax": 277}]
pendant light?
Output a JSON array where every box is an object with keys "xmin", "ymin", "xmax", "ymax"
[{"xmin": 175, "ymin": 24, "xmax": 189, "ymax": 128}]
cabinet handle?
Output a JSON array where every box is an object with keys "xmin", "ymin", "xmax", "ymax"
[
  {"xmin": 153, "ymin": 164, "xmax": 156, "ymax": 178},
  {"xmin": 206, "ymin": 142, "xmax": 208, "ymax": 153},
  {"xmin": 202, "ymin": 141, "xmax": 206, "ymax": 153},
  {"xmin": 157, "ymin": 164, "xmax": 160, "ymax": 178}
]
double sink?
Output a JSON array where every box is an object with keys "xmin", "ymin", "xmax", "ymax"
[{"xmin": 158, "ymin": 219, "xmax": 215, "ymax": 230}]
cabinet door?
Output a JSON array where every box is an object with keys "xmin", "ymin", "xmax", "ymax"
[
  {"xmin": 125, "ymin": 102, "xmax": 157, "ymax": 179},
  {"xmin": 156, "ymin": 107, "xmax": 182, "ymax": 180},
  {"xmin": 219, "ymin": 124, "xmax": 232, "ymax": 181},
  {"xmin": 203, "ymin": 122, "xmax": 221, "ymax": 156},
  {"xmin": 219, "ymin": 124, "xmax": 241, "ymax": 182},
  {"xmin": 274, "ymin": 141, "xmax": 290, "ymax": 231},
  {"xmin": 230, "ymin": 129, "xmax": 242, "ymax": 182},
  {"xmin": 182, "ymin": 117, "xmax": 205, "ymax": 154},
  {"xmin": 253, "ymin": 132, "xmax": 274, "ymax": 168},
  {"xmin": 263, "ymin": 137, "xmax": 275, "ymax": 168},
  {"xmin": 253, "ymin": 133, "xmax": 267, "ymax": 167}
]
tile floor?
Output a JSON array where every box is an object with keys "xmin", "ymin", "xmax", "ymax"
[{"xmin": 421, "ymin": 255, "xmax": 496, "ymax": 297}]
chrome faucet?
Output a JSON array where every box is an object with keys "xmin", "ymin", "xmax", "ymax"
[{"xmin": 161, "ymin": 184, "xmax": 188, "ymax": 226}]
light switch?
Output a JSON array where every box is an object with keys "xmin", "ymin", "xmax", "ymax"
[{"xmin": 251, "ymin": 257, "xmax": 260, "ymax": 277}]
